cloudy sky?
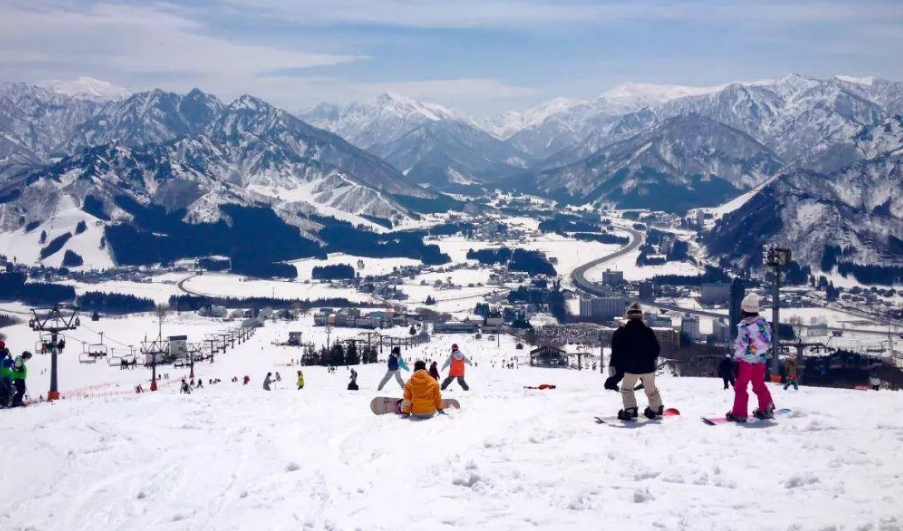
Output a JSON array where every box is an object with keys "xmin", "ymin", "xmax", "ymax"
[{"xmin": 1, "ymin": 0, "xmax": 902, "ymax": 115}]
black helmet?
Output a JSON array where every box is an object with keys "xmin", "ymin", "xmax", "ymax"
[{"xmin": 21, "ymin": 351, "xmax": 33, "ymax": 359}]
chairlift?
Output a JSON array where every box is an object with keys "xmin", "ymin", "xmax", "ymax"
[{"xmin": 78, "ymin": 350, "xmax": 97, "ymax": 364}]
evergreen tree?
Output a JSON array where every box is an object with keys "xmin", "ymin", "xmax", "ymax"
[
  {"xmin": 328, "ymin": 343, "xmax": 345, "ymax": 366},
  {"xmin": 345, "ymin": 342, "xmax": 360, "ymax": 365}
]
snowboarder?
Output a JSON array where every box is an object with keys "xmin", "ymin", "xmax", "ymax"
[
  {"xmin": 348, "ymin": 368, "xmax": 359, "ymax": 391},
  {"xmin": 783, "ymin": 357, "xmax": 799, "ymax": 391},
  {"xmin": 429, "ymin": 361, "xmax": 440, "ymax": 381},
  {"xmin": 297, "ymin": 370, "xmax": 305, "ymax": 390},
  {"xmin": 440, "ymin": 344, "xmax": 471, "ymax": 391},
  {"xmin": 242, "ymin": 375, "xmax": 250, "ymax": 385},
  {"xmin": 718, "ymin": 354, "xmax": 735, "ymax": 390},
  {"xmin": 726, "ymin": 294, "xmax": 776, "ymax": 423},
  {"xmin": 611, "ymin": 303, "xmax": 664, "ymax": 420},
  {"xmin": 180, "ymin": 379, "xmax": 191, "ymax": 394},
  {"xmin": 377, "ymin": 347, "xmax": 409, "ymax": 391},
  {"xmin": 263, "ymin": 372, "xmax": 273, "ymax": 391},
  {"xmin": 869, "ymin": 375, "xmax": 881, "ymax": 391},
  {"xmin": 196, "ymin": 379, "xmax": 204, "ymax": 389},
  {"xmin": 9, "ymin": 351, "xmax": 30, "ymax": 407},
  {"xmin": 0, "ymin": 344, "xmax": 13, "ymax": 407},
  {"xmin": 402, "ymin": 360, "xmax": 443, "ymax": 419}
]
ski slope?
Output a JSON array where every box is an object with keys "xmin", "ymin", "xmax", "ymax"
[{"xmin": 1, "ymin": 318, "xmax": 901, "ymax": 531}]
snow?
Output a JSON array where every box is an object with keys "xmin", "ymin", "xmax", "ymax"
[
  {"xmin": 836, "ymin": 75, "xmax": 876, "ymax": 86},
  {"xmin": 39, "ymin": 76, "xmax": 132, "ymax": 101},
  {"xmin": 289, "ymin": 254, "xmax": 421, "ymax": 279},
  {"xmin": 180, "ymin": 273, "xmax": 374, "ymax": 303},
  {"xmin": 1, "ymin": 314, "xmax": 902, "ymax": 531},
  {"xmin": 600, "ymin": 81, "xmax": 726, "ymax": 104}
]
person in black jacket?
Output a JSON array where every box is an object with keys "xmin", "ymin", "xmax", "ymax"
[
  {"xmin": 718, "ymin": 354, "xmax": 735, "ymax": 390},
  {"xmin": 611, "ymin": 302, "xmax": 663, "ymax": 420}
]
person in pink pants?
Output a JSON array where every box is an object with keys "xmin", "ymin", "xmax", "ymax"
[{"xmin": 727, "ymin": 294, "xmax": 775, "ymax": 422}]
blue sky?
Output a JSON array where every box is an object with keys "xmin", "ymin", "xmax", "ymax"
[{"xmin": 1, "ymin": 0, "xmax": 902, "ymax": 115}]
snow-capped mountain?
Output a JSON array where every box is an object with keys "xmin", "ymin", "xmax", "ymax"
[
  {"xmin": 369, "ymin": 120, "xmax": 530, "ymax": 187},
  {"xmin": 39, "ymin": 76, "xmax": 132, "ymax": 102},
  {"xmin": 298, "ymin": 92, "xmax": 462, "ymax": 150},
  {"xmin": 494, "ymin": 82, "xmax": 724, "ymax": 158},
  {"xmin": 531, "ymin": 114, "xmax": 783, "ymax": 212},
  {"xmin": 705, "ymin": 115, "xmax": 903, "ymax": 271}
]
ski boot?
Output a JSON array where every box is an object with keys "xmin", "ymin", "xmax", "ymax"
[
  {"xmin": 753, "ymin": 404, "xmax": 775, "ymax": 420},
  {"xmin": 644, "ymin": 405, "xmax": 664, "ymax": 419},
  {"xmin": 725, "ymin": 412, "xmax": 747, "ymax": 423},
  {"xmin": 617, "ymin": 408, "xmax": 638, "ymax": 421}
]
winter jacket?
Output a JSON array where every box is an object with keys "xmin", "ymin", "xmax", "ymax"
[
  {"xmin": 11, "ymin": 356, "xmax": 27, "ymax": 381},
  {"xmin": 733, "ymin": 316, "xmax": 772, "ymax": 365},
  {"xmin": 784, "ymin": 358, "xmax": 798, "ymax": 378},
  {"xmin": 263, "ymin": 375, "xmax": 272, "ymax": 391},
  {"xmin": 0, "ymin": 355, "xmax": 13, "ymax": 380},
  {"xmin": 718, "ymin": 357, "xmax": 734, "ymax": 378},
  {"xmin": 442, "ymin": 350, "xmax": 471, "ymax": 377},
  {"xmin": 388, "ymin": 354, "xmax": 410, "ymax": 372},
  {"xmin": 297, "ymin": 373, "xmax": 305, "ymax": 386},
  {"xmin": 403, "ymin": 370, "xmax": 442, "ymax": 416},
  {"xmin": 610, "ymin": 319, "xmax": 660, "ymax": 374}
]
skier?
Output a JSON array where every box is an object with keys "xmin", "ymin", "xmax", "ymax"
[
  {"xmin": 263, "ymin": 372, "xmax": 273, "ymax": 391},
  {"xmin": 348, "ymin": 368, "xmax": 359, "ymax": 391},
  {"xmin": 180, "ymin": 379, "xmax": 191, "ymax": 394},
  {"xmin": 402, "ymin": 360, "xmax": 443, "ymax": 419},
  {"xmin": 377, "ymin": 347, "xmax": 409, "ymax": 391},
  {"xmin": 869, "ymin": 375, "xmax": 881, "ymax": 391},
  {"xmin": 726, "ymin": 294, "xmax": 776, "ymax": 423},
  {"xmin": 9, "ymin": 351, "xmax": 31, "ymax": 407},
  {"xmin": 783, "ymin": 357, "xmax": 799, "ymax": 391},
  {"xmin": 429, "ymin": 361, "xmax": 441, "ymax": 381},
  {"xmin": 242, "ymin": 375, "xmax": 250, "ymax": 385},
  {"xmin": 196, "ymin": 379, "xmax": 204, "ymax": 390},
  {"xmin": 718, "ymin": 354, "xmax": 735, "ymax": 390},
  {"xmin": 0, "ymin": 344, "xmax": 13, "ymax": 407},
  {"xmin": 612, "ymin": 302, "xmax": 664, "ymax": 420},
  {"xmin": 297, "ymin": 370, "xmax": 305, "ymax": 390},
  {"xmin": 440, "ymin": 344, "xmax": 471, "ymax": 391}
]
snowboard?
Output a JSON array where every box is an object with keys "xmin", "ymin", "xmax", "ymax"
[
  {"xmin": 595, "ymin": 407, "xmax": 680, "ymax": 424},
  {"xmin": 370, "ymin": 396, "xmax": 461, "ymax": 416},
  {"xmin": 702, "ymin": 408, "xmax": 791, "ymax": 426}
]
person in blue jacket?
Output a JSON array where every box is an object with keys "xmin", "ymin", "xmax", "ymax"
[{"xmin": 377, "ymin": 346, "xmax": 409, "ymax": 391}]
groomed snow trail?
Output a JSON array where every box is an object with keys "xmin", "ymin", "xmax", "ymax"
[{"xmin": 2, "ymin": 363, "xmax": 902, "ymax": 531}]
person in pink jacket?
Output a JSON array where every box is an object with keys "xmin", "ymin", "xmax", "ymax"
[{"xmin": 726, "ymin": 294, "xmax": 776, "ymax": 422}]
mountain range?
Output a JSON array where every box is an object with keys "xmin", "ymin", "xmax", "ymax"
[{"xmin": 1, "ymin": 74, "xmax": 902, "ymax": 275}]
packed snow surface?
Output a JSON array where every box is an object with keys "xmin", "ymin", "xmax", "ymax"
[{"xmin": 1, "ymin": 317, "xmax": 901, "ymax": 531}]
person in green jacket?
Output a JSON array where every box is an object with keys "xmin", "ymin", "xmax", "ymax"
[
  {"xmin": 0, "ymin": 344, "xmax": 13, "ymax": 407},
  {"xmin": 10, "ymin": 351, "xmax": 31, "ymax": 407}
]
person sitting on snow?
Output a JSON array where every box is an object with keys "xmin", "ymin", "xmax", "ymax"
[
  {"xmin": 402, "ymin": 360, "xmax": 443, "ymax": 419},
  {"xmin": 180, "ymin": 379, "xmax": 191, "ymax": 394},
  {"xmin": 377, "ymin": 347, "xmax": 409, "ymax": 391},
  {"xmin": 440, "ymin": 344, "xmax": 472, "ymax": 391},
  {"xmin": 348, "ymin": 368, "xmax": 359, "ymax": 391}
]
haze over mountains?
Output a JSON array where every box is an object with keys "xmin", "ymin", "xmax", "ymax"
[{"xmin": 1, "ymin": 73, "xmax": 902, "ymax": 274}]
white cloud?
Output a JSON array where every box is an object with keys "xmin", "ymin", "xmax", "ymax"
[
  {"xmin": 0, "ymin": 2, "xmax": 359, "ymax": 81},
  {"xmin": 210, "ymin": 0, "xmax": 903, "ymax": 29}
]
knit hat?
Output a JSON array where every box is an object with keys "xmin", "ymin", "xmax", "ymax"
[
  {"xmin": 0, "ymin": 341, "xmax": 5, "ymax": 349},
  {"xmin": 741, "ymin": 293, "xmax": 760, "ymax": 313},
  {"xmin": 452, "ymin": 343, "xmax": 459, "ymax": 351},
  {"xmin": 626, "ymin": 302, "xmax": 643, "ymax": 317}
]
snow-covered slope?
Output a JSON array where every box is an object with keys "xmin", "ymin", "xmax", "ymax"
[{"xmin": 0, "ymin": 315, "xmax": 899, "ymax": 531}]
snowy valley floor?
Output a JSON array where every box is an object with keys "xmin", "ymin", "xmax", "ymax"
[{"xmin": 1, "ymin": 327, "xmax": 902, "ymax": 531}]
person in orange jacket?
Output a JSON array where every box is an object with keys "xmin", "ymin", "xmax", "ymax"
[
  {"xmin": 440, "ymin": 344, "xmax": 471, "ymax": 391},
  {"xmin": 402, "ymin": 360, "xmax": 442, "ymax": 419}
]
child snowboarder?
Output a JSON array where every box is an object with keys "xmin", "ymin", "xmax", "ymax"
[
  {"xmin": 783, "ymin": 357, "xmax": 799, "ymax": 391},
  {"xmin": 429, "ymin": 361, "xmax": 440, "ymax": 381},
  {"xmin": 612, "ymin": 303, "xmax": 664, "ymax": 420},
  {"xmin": 377, "ymin": 347, "xmax": 409, "ymax": 391},
  {"xmin": 718, "ymin": 354, "xmax": 735, "ymax": 390},
  {"xmin": 348, "ymin": 368, "xmax": 359, "ymax": 391},
  {"xmin": 402, "ymin": 360, "xmax": 443, "ymax": 419},
  {"xmin": 726, "ymin": 294, "xmax": 776, "ymax": 422},
  {"xmin": 440, "ymin": 344, "xmax": 471, "ymax": 391},
  {"xmin": 263, "ymin": 372, "xmax": 273, "ymax": 391},
  {"xmin": 297, "ymin": 370, "xmax": 305, "ymax": 390},
  {"xmin": 9, "ymin": 351, "xmax": 31, "ymax": 407}
]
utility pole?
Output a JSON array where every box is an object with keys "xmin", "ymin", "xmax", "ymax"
[
  {"xmin": 765, "ymin": 247, "xmax": 792, "ymax": 377},
  {"xmin": 29, "ymin": 305, "xmax": 80, "ymax": 401},
  {"xmin": 141, "ymin": 305, "xmax": 169, "ymax": 391}
]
